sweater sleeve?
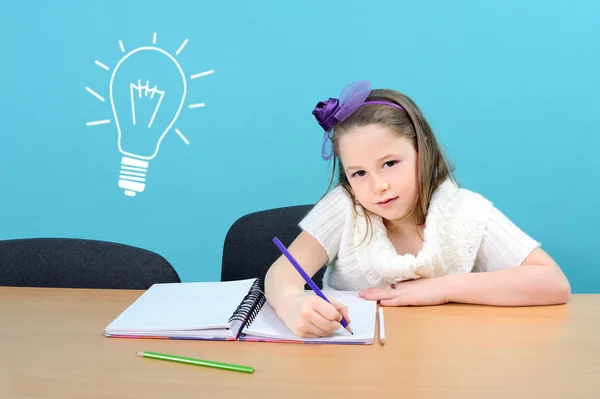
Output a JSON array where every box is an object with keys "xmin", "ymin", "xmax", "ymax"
[
  {"xmin": 298, "ymin": 186, "xmax": 350, "ymax": 264},
  {"xmin": 473, "ymin": 207, "xmax": 541, "ymax": 272}
]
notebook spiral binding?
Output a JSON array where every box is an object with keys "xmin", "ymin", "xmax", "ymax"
[{"xmin": 228, "ymin": 279, "xmax": 266, "ymax": 329}]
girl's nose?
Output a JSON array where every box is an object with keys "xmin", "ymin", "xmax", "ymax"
[{"xmin": 374, "ymin": 179, "xmax": 389, "ymax": 194}]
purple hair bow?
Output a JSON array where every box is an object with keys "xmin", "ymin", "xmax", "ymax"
[{"xmin": 312, "ymin": 80, "xmax": 404, "ymax": 160}]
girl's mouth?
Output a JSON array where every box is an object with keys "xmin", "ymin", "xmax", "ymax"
[{"xmin": 377, "ymin": 197, "xmax": 398, "ymax": 207}]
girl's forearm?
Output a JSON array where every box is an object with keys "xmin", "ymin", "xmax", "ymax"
[
  {"xmin": 264, "ymin": 261, "xmax": 306, "ymax": 310},
  {"xmin": 443, "ymin": 265, "xmax": 571, "ymax": 306}
]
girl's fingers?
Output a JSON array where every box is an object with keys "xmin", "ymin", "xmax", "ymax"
[
  {"xmin": 360, "ymin": 282, "xmax": 405, "ymax": 299},
  {"xmin": 361, "ymin": 287, "xmax": 399, "ymax": 301},
  {"xmin": 330, "ymin": 299, "xmax": 351, "ymax": 324},
  {"xmin": 309, "ymin": 309, "xmax": 342, "ymax": 334},
  {"xmin": 380, "ymin": 295, "xmax": 410, "ymax": 306}
]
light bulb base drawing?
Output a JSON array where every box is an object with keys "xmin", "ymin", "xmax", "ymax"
[{"xmin": 118, "ymin": 156, "xmax": 149, "ymax": 197}]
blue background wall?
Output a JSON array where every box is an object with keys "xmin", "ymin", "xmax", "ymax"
[{"xmin": 1, "ymin": 1, "xmax": 598, "ymax": 291}]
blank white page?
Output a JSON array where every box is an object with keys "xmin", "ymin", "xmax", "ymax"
[
  {"xmin": 105, "ymin": 279, "xmax": 257, "ymax": 334},
  {"xmin": 241, "ymin": 290, "xmax": 377, "ymax": 343}
]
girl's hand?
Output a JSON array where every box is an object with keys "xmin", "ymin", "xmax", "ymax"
[
  {"xmin": 359, "ymin": 277, "xmax": 449, "ymax": 306},
  {"xmin": 277, "ymin": 293, "xmax": 351, "ymax": 338}
]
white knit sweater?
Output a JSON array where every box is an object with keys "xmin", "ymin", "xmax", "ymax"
[{"xmin": 299, "ymin": 179, "xmax": 540, "ymax": 291}]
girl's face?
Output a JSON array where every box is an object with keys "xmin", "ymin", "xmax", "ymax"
[{"xmin": 338, "ymin": 124, "xmax": 419, "ymax": 224}]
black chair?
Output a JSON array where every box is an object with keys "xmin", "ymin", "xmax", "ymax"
[
  {"xmin": 0, "ymin": 238, "xmax": 180, "ymax": 289},
  {"xmin": 221, "ymin": 205, "xmax": 326, "ymax": 288}
]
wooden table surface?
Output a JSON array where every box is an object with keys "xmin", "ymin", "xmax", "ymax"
[{"xmin": 1, "ymin": 287, "xmax": 598, "ymax": 399}]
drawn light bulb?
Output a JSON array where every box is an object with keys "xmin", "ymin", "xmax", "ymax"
[
  {"xmin": 85, "ymin": 34, "xmax": 214, "ymax": 197},
  {"xmin": 110, "ymin": 47, "xmax": 186, "ymax": 196}
]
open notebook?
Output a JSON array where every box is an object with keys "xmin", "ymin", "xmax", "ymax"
[{"xmin": 105, "ymin": 278, "xmax": 377, "ymax": 344}]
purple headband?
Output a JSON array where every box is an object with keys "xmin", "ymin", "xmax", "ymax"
[{"xmin": 312, "ymin": 80, "xmax": 405, "ymax": 160}]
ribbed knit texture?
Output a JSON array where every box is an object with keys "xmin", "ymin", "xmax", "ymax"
[
  {"xmin": 473, "ymin": 207, "xmax": 540, "ymax": 272},
  {"xmin": 299, "ymin": 181, "xmax": 540, "ymax": 290}
]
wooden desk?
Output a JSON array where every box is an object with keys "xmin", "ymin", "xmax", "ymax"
[{"xmin": 1, "ymin": 287, "xmax": 598, "ymax": 399}]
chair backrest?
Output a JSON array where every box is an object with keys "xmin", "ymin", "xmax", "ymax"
[
  {"xmin": 0, "ymin": 238, "xmax": 181, "ymax": 289},
  {"xmin": 221, "ymin": 205, "xmax": 326, "ymax": 288}
]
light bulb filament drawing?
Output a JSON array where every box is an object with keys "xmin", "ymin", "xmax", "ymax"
[
  {"xmin": 85, "ymin": 33, "xmax": 215, "ymax": 197},
  {"xmin": 130, "ymin": 80, "xmax": 165, "ymax": 129}
]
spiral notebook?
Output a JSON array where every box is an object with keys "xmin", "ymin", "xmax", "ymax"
[{"xmin": 104, "ymin": 278, "xmax": 377, "ymax": 344}]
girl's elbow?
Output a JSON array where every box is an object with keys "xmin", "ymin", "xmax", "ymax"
[
  {"xmin": 549, "ymin": 267, "xmax": 571, "ymax": 304},
  {"xmin": 530, "ymin": 264, "xmax": 571, "ymax": 305},
  {"xmin": 555, "ymin": 279, "xmax": 571, "ymax": 304}
]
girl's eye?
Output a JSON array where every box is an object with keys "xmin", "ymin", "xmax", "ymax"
[
  {"xmin": 352, "ymin": 170, "xmax": 366, "ymax": 178},
  {"xmin": 384, "ymin": 160, "xmax": 398, "ymax": 168}
]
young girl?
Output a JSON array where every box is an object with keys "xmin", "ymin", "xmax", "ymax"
[{"xmin": 264, "ymin": 80, "xmax": 570, "ymax": 338}]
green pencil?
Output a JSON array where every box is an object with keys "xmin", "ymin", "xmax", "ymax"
[{"xmin": 135, "ymin": 351, "xmax": 254, "ymax": 374}]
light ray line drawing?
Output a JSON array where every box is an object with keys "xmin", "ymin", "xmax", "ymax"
[
  {"xmin": 86, "ymin": 87, "xmax": 105, "ymax": 102},
  {"xmin": 191, "ymin": 70, "xmax": 214, "ymax": 79},
  {"xmin": 176, "ymin": 38, "xmax": 189, "ymax": 55},
  {"xmin": 95, "ymin": 60, "xmax": 109, "ymax": 70},
  {"xmin": 175, "ymin": 128, "xmax": 189, "ymax": 145},
  {"xmin": 86, "ymin": 120, "xmax": 111, "ymax": 126}
]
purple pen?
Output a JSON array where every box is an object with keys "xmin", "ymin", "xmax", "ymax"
[{"xmin": 272, "ymin": 237, "xmax": 353, "ymax": 334}]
